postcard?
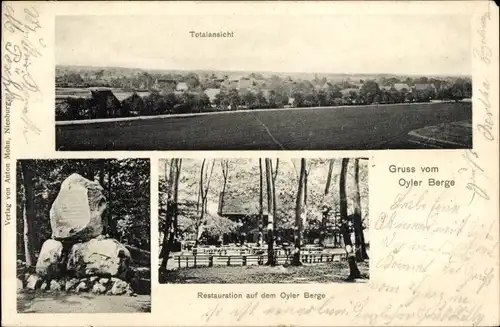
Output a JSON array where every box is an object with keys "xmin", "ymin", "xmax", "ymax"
[{"xmin": 1, "ymin": 1, "xmax": 498, "ymax": 326}]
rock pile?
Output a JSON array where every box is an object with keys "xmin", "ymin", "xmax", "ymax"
[
  {"xmin": 17, "ymin": 260, "xmax": 135, "ymax": 295},
  {"xmin": 17, "ymin": 173, "xmax": 138, "ymax": 296}
]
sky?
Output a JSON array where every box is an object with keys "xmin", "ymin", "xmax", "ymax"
[{"xmin": 56, "ymin": 15, "xmax": 471, "ymax": 75}]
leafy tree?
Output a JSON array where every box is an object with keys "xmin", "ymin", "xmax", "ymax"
[
  {"xmin": 142, "ymin": 92, "xmax": 168, "ymax": 115},
  {"xmin": 185, "ymin": 73, "xmax": 201, "ymax": 90},
  {"xmin": 404, "ymin": 77, "xmax": 414, "ymax": 86},
  {"xmin": 63, "ymin": 73, "xmax": 84, "ymax": 85},
  {"xmin": 405, "ymin": 92, "xmax": 415, "ymax": 103},
  {"xmin": 268, "ymin": 90, "xmax": 281, "ymax": 108},
  {"xmin": 462, "ymin": 80, "xmax": 472, "ymax": 98},
  {"xmin": 359, "ymin": 80, "xmax": 381, "ymax": 104},
  {"xmin": 57, "ymin": 98, "xmax": 88, "ymax": 121},
  {"xmin": 213, "ymin": 91, "xmax": 228, "ymax": 108},
  {"xmin": 156, "ymin": 158, "xmax": 368, "ymax": 252},
  {"xmin": 292, "ymin": 91, "xmax": 305, "ymax": 107},
  {"xmin": 414, "ymin": 76, "xmax": 429, "ymax": 84},
  {"xmin": 199, "ymin": 93, "xmax": 211, "ymax": 110},
  {"xmin": 255, "ymin": 91, "xmax": 268, "ymax": 109},
  {"xmin": 327, "ymin": 88, "xmax": 343, "ymax": 105},
  {"xmin": 389, "ymin": 89, "xmax": 403, "ymax": 103},
  {"xmin": 241, "ymin": 91, "xmax": 257, "ymax": 107},
  {"xmin": 228, "ymin": 89, "xmax": 240, "ymax": 110},
  {"xmin": 316, "ymin": 90, "xmax": 328, "ymax": 106},
  {"xmin": 437, "ymin": 85, "xmax": 453, "ymax": 101},
  {"xmin": 122, "ymin": 93, "xmax": 146, "ymax": 116},
  {"xmin": 164, "ymin": 92, "xmax": 179, "ymax": 112}
]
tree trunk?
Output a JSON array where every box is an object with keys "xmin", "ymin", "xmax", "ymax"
[
  {"xmin": 106, "ymin": 163, "xmax": 116, "ymax": 238},
  {"xmin": 97, "ymin": 159, "xmax": 107, "ymax": 233},
  {"xmin": 98, "ymin": 159, "xmax": 105, "ymax": 186},
  {"xmin": 20, "ymin": 161, "xmax": 37, "ymax": 267},
  {"xmin": 340, "ymin": 158, "xmax": 361, "ymax": 280},
  {"xmin": 265, "ymin": 159, "xmax": 276, "ymax": 266},
  {"xmin": 303, "ymin": 168, "xmax": 308, "ymax": 243},
  {"xmin": 320, "ymin": 159, "xmax": 334, "ymax": 246},
  {"xmin": 353, "ymin": 159, "xmax": 369, "ymax": 261},
  {"xmin": 220, "ymin": 160, "xmax": 229, "ymax": 216},
  {"xmin": 272, "ymin": 159, "xmax": 279, "ymax": 242},
  {"xmin": 86, "ymin": 163, "xmax": 95, "ymax": 181},
  {"xmin": 291, "ymin": 158, "xmax": 306, "ymax": 266},
  {"xmin": 195, "ymin": 159, "xmax": 206, "ymax": 247},
  {"xmin": 159, "ymin": 159, "xmax": 178, "ymax": 271},
  {"xmin": 195, "ymin": 159, "xmax": 215, "ymax": 247},
  {"xmin": 220, "ymin": 160, "xmax": 229, "ymax": 244},
  {"xmin": 173, "ymin": 160, "xmax": 182, "ymax": 241},
  {"xmin": 258, "ymin": 158, "xmax": 264, "ymax": 247}
]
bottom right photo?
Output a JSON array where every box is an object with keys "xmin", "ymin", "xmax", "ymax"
[{"xmin": 158, "ymin": 157, "xmax": 369, "ymax": 284}]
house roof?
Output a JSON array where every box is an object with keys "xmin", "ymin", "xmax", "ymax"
[
  {"xmin": 156, "ymin": 79, "xmax": 177, "ymax": 84},
  {"xmin": 176, "ymin": 82, "xmax": 188, "ymax": 90},
  {"xmin": 393, "ymin": 83, "xmax": 410, "ymax": 91},
  {"xmin": 221, "ymin": 80, "xmax": 239, "ymax": 89},
  {"xmin": 414, "ymin": 83, "xmax": 435, "ymax": 91},
  {"xmin": 315, "ymin": 82, "xmax": 333, "ymax": 90},
  {"xmin": 204, "ymin": 88, "xmax": 221, "ymax": 101},
  {"xmin": 89, "ymin": 87, "xmax": 112, "ymax": 92},
  {"xmin": 340, "ymin": 88, "xmax": 360, "ymax": 96}
]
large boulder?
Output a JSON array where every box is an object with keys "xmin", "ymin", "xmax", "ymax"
[
  {"xmin": 26, "ymin": 274, "xmax": 41, "ymax": 290},
  {"xmin": 110, "ymin": 279, "xmax": 132, "ymax": 295},
  {"xmin": 35, "ymin": 239, "xmax": 63, "ymax": 277},
  {"xmin": 50, "ymin": 280, "xmax": 62, "ymax": 291},
  {"xmin": 67, "ymin": 238, "xmax": 131, "ymax": 278},
  {"xmin": 50, "ymin": 173, "xmax": 107, "ymax": 241},
  {"xmin": 17, "ymin": 279, "xmax": 24, "ymax": 293}
]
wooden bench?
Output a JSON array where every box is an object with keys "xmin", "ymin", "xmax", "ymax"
[{"xmin": 173, "ymin": 252, "xmax": 346, "ymax": 269}]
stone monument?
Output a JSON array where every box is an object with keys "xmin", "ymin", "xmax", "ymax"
[{"xmin": 26, "ymin": 173, "xmax": 135, "ymax": 295}]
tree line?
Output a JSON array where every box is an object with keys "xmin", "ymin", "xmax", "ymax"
[
  {"xmin": 159, "ymin": 158, "xmax": 368, "ymax": 280},
  {"xmin": 56, "ymin": 70, "xmax": 472, "ymax": 121},
  {"xmin": 56, "ymin": 91, "xmax": 212, "ymax": 121},
  {"xmin": 17, "ymin": 159, "xmax": 151, "ymax": 267}
]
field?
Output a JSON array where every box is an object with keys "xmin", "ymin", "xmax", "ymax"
[
  {"xmin": 56, "ymin": 101, "xmax": 472, "ymax": 151},
  {"xmin": 160, "ymin": 261, "xmax": 369, "ymax": 284}
]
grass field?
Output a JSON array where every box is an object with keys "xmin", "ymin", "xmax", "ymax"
[
  {"xmin": 159, "ymin": 261, "xmax": 369, "ymax": 284},
  {"xmin": 56, "ymin": 101, "xmax": 472, "ymax": 151}
]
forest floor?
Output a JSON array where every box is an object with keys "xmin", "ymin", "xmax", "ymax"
[
  {"xmin": 17, "ymin": 291, "xmax": 151, "ymax": 313},
  {"xmin": 160, "ymin": 261, "xmax": 369, "ymax": 284}
]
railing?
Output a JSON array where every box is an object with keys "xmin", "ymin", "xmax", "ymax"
[
  {"xmin": 172, "ymin": 252, "xmax": 346, "ymax": 269},
  {"xmin": 188, "ymin": 246, "xmax": 329, "ymax": 256}
]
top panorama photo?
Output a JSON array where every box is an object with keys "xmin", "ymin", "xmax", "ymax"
[{"xmin": 55, "ymin": 15, "xmax": 472, "ymax": 151}]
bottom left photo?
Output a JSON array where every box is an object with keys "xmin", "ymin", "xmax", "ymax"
[{"xmin": 15, "ymin": 158, "xmax": 151, "ymax": 313}]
